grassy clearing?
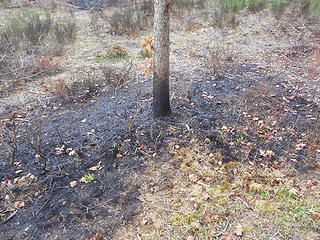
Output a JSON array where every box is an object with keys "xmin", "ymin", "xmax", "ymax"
[{"xmin": 123, "ymin": 147, "xmax": 320, "ymax": 240}]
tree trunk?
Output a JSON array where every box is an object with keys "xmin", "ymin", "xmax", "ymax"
[{"xmin": 153, "ymin": 0, "xmax": 171, "ymax": 118}]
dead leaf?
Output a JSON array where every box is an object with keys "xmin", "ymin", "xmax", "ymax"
[
  {"xmin": 249, "ymin": 183, "xmax": 264, "ymax": 192},
  {"xmin": 296, "ymin": 143, "xmax": 306, "ymax": 150},
  {"xmin": 201, "ymin": 211, "xmax": 214, "ymax": 224},
  {"xmin": 89, "ymin": 233, "xmax": 105, "ymax": 240},
  {"xmin": 141, "ymin": 218, "xmax": 149, "ymax": 225},
  {"xmin": 88, "ymin": 162, "xmax": 102, "ymax": 171},
  {"xmin": 186, "ymin": 236, "xmax": 195, "ymax": 240},
  {"xmin": 14, "ymin": 201, "xmax": 25, "ymax": 208},
  {"xmin": 165, "ymin": 181, "xmax": 174, "ymax": 190},
  {"xmin": 189, "ymin": 174, "xmax": 199, "ymax": 183},
  {"xmin": 68, "ymin": 150, "xmax": 78, "ymax": 157},
  {"xmin": 234, "ymin": 223, "xmax": 243, "ymax": 236},
  {"xmin": 70, "ymin": 181, "xmax": 77, "ymax": 188},
  {"xmin": 79, "ymin": 177, "xmax": 88, "ymax": 183},
  {"xmin": 55, "ymin": 145, "xmax": 65, "ymax": 155},
  {"xmin": 203, "ymin": 192, "xmax": 211, "ymax": 201},
  {"xmin": 191, "ymin": 222, "xmax": 201, "ymax": 228},
  {"xmin": 221, "ymin": 233, "xmax": 233, "ymax": 240}
]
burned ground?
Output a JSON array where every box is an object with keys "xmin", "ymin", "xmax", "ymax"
[{"xmin": 0, "ymin": 2, "xmax": 319, "ymax": 240}]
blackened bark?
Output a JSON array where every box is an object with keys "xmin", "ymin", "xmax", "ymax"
[
  {"xmin": 153, "ymin": 73, "xmax": 171, "ymax": 118},
  {"xmin": 153, "ymin": 0, "xmax": 171, "ymax": 118}
]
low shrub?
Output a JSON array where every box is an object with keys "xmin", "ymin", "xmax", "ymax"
[
  {"xmin": 171, "ymin": 0, "xmax": 207, "ymax": 16},
  {"xmin": 140, "ymin": 0, "xmax": 154, "ymax": 16},
  {"xmin": 23, "ymin": 11, "xmax": 52, "ymax": 45},
  {"xmin": 109, "ymin": 8, "xmax": 150, "ymax": 35},
  {"xmin": 52, "ymin": 21, "xmax": 77, "ymax": 44},
  {"xmin": 270, "ymin": 0, "xmax": 288, "ymax": 19},
  {"xmin": 217, "ymin": 0, "xmax": 247, "ymax": 13},
  {"xmin": 211, "ymin": 4, "xmax": 239, "ymax": 28},
  {"xmin": 0, "ymin": 9, "xmax": 78, "ymax": 82},
  {"xmin": 247, "ymin": 0, "xmax": 267, "ymax": 13},
  {"xmin": 0, "ymin": 10, "xmax": 52, "ymax": 51},
  {"xmin": 106, "ymin": 45, "xmax": 129, "ymax": 59},
  {"xmin": 206, "ymin": 45, "xmax": 234, "ymax": 76},
  {"xmin": 34, "ymin": 57, "xmax": 61, "ymax": 75}
]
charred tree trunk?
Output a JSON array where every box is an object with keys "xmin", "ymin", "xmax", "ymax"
[{"xmin": 153, "ymin": 0, "xmax": 171, "ymax": 118}]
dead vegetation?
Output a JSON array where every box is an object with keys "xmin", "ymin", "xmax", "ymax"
[
  {"xmin": 47, "ymin": 63, "xmax": 135, "ymax": 103},
  {"xmin": 0, "ymin": 119, "xmax": 20, "ymax": 164},
  {"xmin": 0, "ymin": 9, "xmax": 77, "ymax": 94}
]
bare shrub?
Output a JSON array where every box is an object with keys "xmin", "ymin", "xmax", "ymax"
[
  {"xmin": 48, "ymin": 64, "xmax": 135, "ymax": 103},
  {"xmin": 48, "ymin": 78, "xmax": 73, "ymax": 102},
  {"xmin": 0, "ymin": 119, "xmax": 20, "ymax": 164},
  {"xmin": 247, "ymin": 0, "xmax": 267, "ymax": 13},
  {"xmin": 210, "ymin": 5, "xmax": 239, "ymax": 28},
  {"xmin": 270, "ymin": 0, "xmax": 288, "ymax": 19},
  {"xmin": 26, "ymin": 121, "xmax": 48, "ymax": 166},
  {"xmin": 52, "ymin": 21, "xmax": 77, "ymax": 44},
  {"xmin": 171, "ymin": 0, "xmax": 206, "ymax": 16},
  {"xmin": 206, "ymin": 45, "xmax": 234, "ymax": 76},
  {"xmin": 0, "ymin": 10, "xmax": 52, "ymax": 50},
  {"xmin": 108, "ymin": 8, "xmax": 151, "ymax": 35},
  {"xmin": 0, "ymin": 53, "xmax": 38, "ymax": 83}
]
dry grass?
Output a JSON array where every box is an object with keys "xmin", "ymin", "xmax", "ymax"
[{"xmin": 117, "ymin": 144, "xmax": 320, "ymax": 240}]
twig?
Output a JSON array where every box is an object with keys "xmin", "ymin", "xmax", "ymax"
[
  {"xmin": 235, "ymin": 196, "xmax": 254, "ymax": 210},
  {"xmin": 0, "ymin": 55, "xmax": 6, "ymax": 62},
  {"xmin": 114, "ymin": 61, "xmax": 133, "ymax": 96},
  {"xmin": 33, "ymin": 184, "xmax": 55, "ymax": 217},
  {"xmin": 213, "ymin": 218, "xmax": 230, "ymax": 238},
  {"xmin": 0, "ymin": 210, "xmax": 18, "ymax": 225}
]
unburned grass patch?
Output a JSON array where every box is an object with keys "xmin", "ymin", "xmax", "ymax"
[{"xmin": 121, "ymin": 145, "xmax": 320, "ymax": 239}]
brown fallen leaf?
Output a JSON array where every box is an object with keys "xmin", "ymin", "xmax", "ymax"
[
  {"xmin": 89, "ymin": 233, "xmax": 105, "ymax": 240},
  {"xmin": 68, "ymin": 150, "xmax": 78, "ymax": 157},
  {"xmin": 234, "ymin": 223, "xmax": 243, "ymax": 236},
  {"xmin": 186, "ymin": 236, "xmax": 195, "ymax": 240},
  {"xmin": 88, "ymin": 161, "xmax": 102, "ymax": 171},
  {"xmin": 190, "ymin": 221, "xmax": 201, "ymax": 228},
  {"xmin": 79, "ymin": 177, "xmax": 88, "ymax": 183},
  {"xmin": 203, "ymin": 192, "xmax": 211, "ymax": 201},
  {"xmin": 189, "ymin": 174, "xmax": 199, "ymax": 183},
  {"xmin": 70, "ymin": 181, "xmax": 77, "ymax": 188},
  {"xmin": 14, "ymin": 201, "xmax": 25, "ymax": 208}
]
